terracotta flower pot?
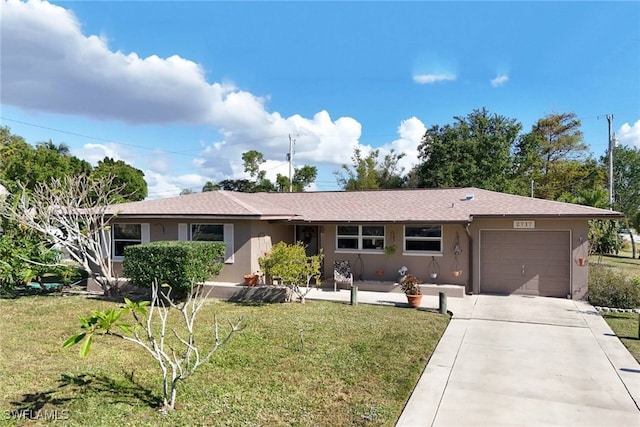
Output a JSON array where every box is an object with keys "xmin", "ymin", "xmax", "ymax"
[
  {"xmin": 376, "ymin": 269, "xmax": 384, "ymax": 277},
  {"xmin": 406, "ymin": 294, "xmax": 423, "ymax": 308},
  {"xmin": 452, "ymin": 270, "xmax": 462, "ymax": 277},
  {"xmin": 578, "ymin": 258, "xmax": 587, "ymax": 266},
  {"xmin": 243, "ymin": 274, "xmax": 258, "ymax": 286}
]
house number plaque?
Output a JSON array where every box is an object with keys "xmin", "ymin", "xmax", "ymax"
[{"xmin": 513, "ymin": 220, "xmax": 535, "ymax": 229}]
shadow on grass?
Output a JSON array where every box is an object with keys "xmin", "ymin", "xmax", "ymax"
[{"xmin": 10, "ymin": 371, "xmax": 162, "ymax": 412}]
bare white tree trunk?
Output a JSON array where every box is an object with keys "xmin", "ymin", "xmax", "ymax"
[
  {"xmin": 0, "ymin": 175, "xmax": 122, "ymax": 295},
  {"xmin": 116, "ymin": 282, "xmax": 243, "ymax": 412}
]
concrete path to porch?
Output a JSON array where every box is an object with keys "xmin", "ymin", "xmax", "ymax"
[{"xmin": 305, "ymin": 289, "xmax": 640, "ymax": 426}]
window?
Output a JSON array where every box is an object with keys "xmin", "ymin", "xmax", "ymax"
[
  {"xmin": 404, "ymin": 225, "xmax": 442, "ymax": 254},
  {"xmin": 336, "ymin": 225, "xmax": 385, "ymax": 252},
  {"xmin": 112, "ymin": 223, "xmax": 149, "ymax": 259},
  {"xmin": 191, "ymin": 224, "xmax": 224, "ymax": 242},
  {"xmin": 179, "ymin": 223, "xmax": 234, "ymax": 264}
]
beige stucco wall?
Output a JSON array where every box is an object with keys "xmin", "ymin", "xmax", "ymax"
[
  {"xmin": 468, "ymin": 218, "xmax": 590, "ymax": 299},
  {"xmin": 321, "ymin": 223, "xmax": 470, "ymax": 286},
  {"xmin": 111, "ymin": 218, "xmax": 255, "ymax": 284},
  {"xmin": 109, "ymin": 216, "xmax": 591, "ymax": 298}
]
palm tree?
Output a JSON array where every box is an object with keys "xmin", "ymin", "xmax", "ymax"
[
  {"xmin": 37, "ymin": 140, "xmax": 70, "ymax": 155},
  {"xmin": 202, "ymin": 181, "xmax": 220, "ymax": 192}
]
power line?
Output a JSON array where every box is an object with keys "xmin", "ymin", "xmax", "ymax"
[{"xmin": 0, "ymin": 116, "xmax": 300, "ymax": 157}]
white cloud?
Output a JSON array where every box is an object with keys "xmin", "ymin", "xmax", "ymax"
[
  {"xmin": 378, "ymin": 117, "xmax": 426, "ymax": 173},
  {"xmin": 412, "ymin": 74, "xmax": 456, "ymax": 84},
  {"xmin": 148, "ymin": 152, "xmax": 172, "ymax": 174},
  {"xmin": 144, "ymin": 171, "xmax": 210, "ymax": 199},
  {"xmin": 617, "ymin": 120, "xmax": 640, "ymax": 148},
  {"xmin": 73, "ymin": 143, "xmax": 134, "ymax": 166},
  {"xmin": 490, "ymin": 74, "xmax": 509, "ymax": 87},
  {"xmin": 2, "ymin": 0, "xmax": 364, "ymax": 191},
  {"xmin": 194, "ymin": 110, "xmax": 362, "ymax": 179}
]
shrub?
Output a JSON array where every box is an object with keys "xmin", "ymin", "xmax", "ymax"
[
  {"xmin": 123, "ymin": 241, "xmax": 226, "ymax": 299},
  {"xmin": 587, "ymin": 264, "xmax": 640, "ymax": 309},
  {"xmin": 258, "ymin": 241, "xmax": 323, "ymax": 303}
]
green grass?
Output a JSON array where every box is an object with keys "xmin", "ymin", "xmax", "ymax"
[
  {"xmin": 589, "ymin": 251, "xmax": 640, "ymax": 276},
  {"xmin": 602, "ymin": 312, "xmax": 640, "ymax": 363},
  {"xmin": 0, "ymin": 295, "xmax": 449, "ymax": 426},
  {"xmin": 594, "ymin": 248, "xmax": 640, "ymax": 363}
]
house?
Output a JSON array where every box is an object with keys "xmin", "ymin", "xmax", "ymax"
[{"xmin": 104, "ymin": 187, "xmax": 622, "ymax": 299}]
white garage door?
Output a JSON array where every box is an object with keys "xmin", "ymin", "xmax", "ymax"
[{"xmin": 480, "ymin": 230, "xmax": 570, "ymax": 297}]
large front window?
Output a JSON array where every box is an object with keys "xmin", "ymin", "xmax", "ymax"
[
  {"xmin": 336, "ymin": 225, "xmax": 385, "ymax": 252},
  {"xmin": 180, "ymin": 223, "xmax": 234, "ymax": 264},
  {"xmin": 191, "ymin": 224, "xmax": 224, "ymax": 242},
  {"xmin": 404, "ymin": 225, "xmax": 442, "ymax": 253},
  {"xmin": 113, "ymin": 224, "xmax": 142, "ymax": 258}
]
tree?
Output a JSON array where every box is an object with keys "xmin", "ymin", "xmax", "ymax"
[
  {"xmin": 214, "ymin": 150, "xmax": 317, "ymax": 193},
  {"xmin": 242, "ymin": 150, "xmax": 267, "ymax": 182},
  {"xmin": 573, "ymin": 187, "xmax": 624, "ymax": 259},
  {"xmin": 218, "ymin": 179, "xmax": 256, "ymax": 192},
  {"xmin": 241, "ymin": 150, "xmax": 275, "ymax": 192},
  {"xmin": 64, "ymin": 281, "xmax": 243, "ymax": 412},
  {"xmin": 0, "ymin": 221, "xmax": 74, "ymax": 296},
  {"xmin": 180, "ymin": 188, "xmax": 195, "ymax": 195},
  {"xmin": 258, "ymin": 242, "xmax": 323, "ymax": 304},
  {"xmin": 609, "ymin": 144, "xmax": 640, "ymax": 258},
  {"xmin": 92, "ymin": 157, "xmax": 147, "ymax": 202},
  {"xmin": 335, "ymin": 147, "xmax": 406, "ymax": 190},
  {"xmin": 37, "ymin": 139, "xmax": 71, "ymax": 155},
  {"xmin": 512, "ymin": 113, "xmax": 592, "ymax": 200},
  {"xmin": 0, "ymin": 175, "xmax": 124, "ymax": 296},
  {"xmin": 202, "ymin": 181, "xmax": 220, "ymax": 192},
  {"xmin": 0, "ymin": 129, "xmax": 91, "ymax": 192},
  {"xmin": 416, "ymin": 108, "xmax": 521, "ymax": 192},
  {"xmin": 275, "ymin": 165, "xmax": 318, "ymax": 192}
]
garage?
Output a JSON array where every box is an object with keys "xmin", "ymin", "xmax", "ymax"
[{"xmin": 480, "ymin": 230, "xmax": 570, "ymax": 297}]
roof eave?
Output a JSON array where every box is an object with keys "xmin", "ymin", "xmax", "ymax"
[
  {"xmin": 473, "ymin": 213, "xmax": 625, "ymax": 219},
  {"xmin": 110, "ymin": 214, "xmax": 295, "ymax": 220}
]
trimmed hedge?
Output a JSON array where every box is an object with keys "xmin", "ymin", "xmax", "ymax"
[
  {"xmin": 587, "ymin": 264, "xmax": 640, "ymax": 309},
  {"xmin": 123, "ymin": 241, "xmax": 226, "ymax": 299}
]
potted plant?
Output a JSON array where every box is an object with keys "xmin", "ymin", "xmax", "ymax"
[
  {"xmin": 384, "ymin": 245, "xmax": 397, "ymax": 257},
  {"xmin": 243, "ymin": 273, "xmax": 259, "ymax": 286},
  {"xmin": 400, "ymin": 274, "xmax": 422, "ymax": 308}
]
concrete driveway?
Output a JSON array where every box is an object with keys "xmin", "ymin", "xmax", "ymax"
[{"xmin": 397, "ymin": 294, "xmax": 640, "ymax": 426}]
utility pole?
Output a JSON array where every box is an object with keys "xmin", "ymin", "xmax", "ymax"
[
  {"xmin": 607, "ymin": 114, "xmax": 614, "ymax": 210},
  {"xmin": 287, "ymin": 134, "xmax": 295, "ymax": 192},
  {"xmin": 530, "ymin": 180, "xmax": 534, "ymax": 198}
]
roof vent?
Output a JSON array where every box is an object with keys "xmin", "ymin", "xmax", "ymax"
[{"xmin": 465, "ymin": 193, "xmax": 475, "ymax": 201}]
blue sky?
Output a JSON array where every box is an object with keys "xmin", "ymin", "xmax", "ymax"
[{"xmin": 1, "ymin": 0, "xmax": 639, "ymax": 199}]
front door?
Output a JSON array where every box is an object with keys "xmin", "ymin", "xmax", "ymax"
[{"xmin": 295, "ymin": 225, "xmax": 319, "ymax": 257}]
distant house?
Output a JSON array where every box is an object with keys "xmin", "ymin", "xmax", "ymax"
[{"xmin": 104, "ymin": 187, "xmax": 621, "ymax": 299}]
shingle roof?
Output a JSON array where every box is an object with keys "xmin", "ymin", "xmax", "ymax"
[
  {"xmin": 106, "ymin": 190, "xmax": 296, "ymax": 218},
  {"xmin": 109, "ymin": 187, "xmax": 622, "ymax": 223}
]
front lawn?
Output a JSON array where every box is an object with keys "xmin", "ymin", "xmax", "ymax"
[
  {"xmin": 590, "ymin": 252, "xmax": 640, "ymax": 276},
  {"xmin": 602, "ymin": 311, "xmax": 640, "ymax": 363},
  {"xmin": 0, "ymin": 295, "xmax": 448, "ymax": 426}
]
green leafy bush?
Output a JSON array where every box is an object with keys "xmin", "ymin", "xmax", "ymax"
[
  {"xmin": 123, "ymin": 241, "xmax": 225, "ymax": 299},
  {"xmin": 587, "ymin": 264, "xmax": 640, "ymax": 309}
]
